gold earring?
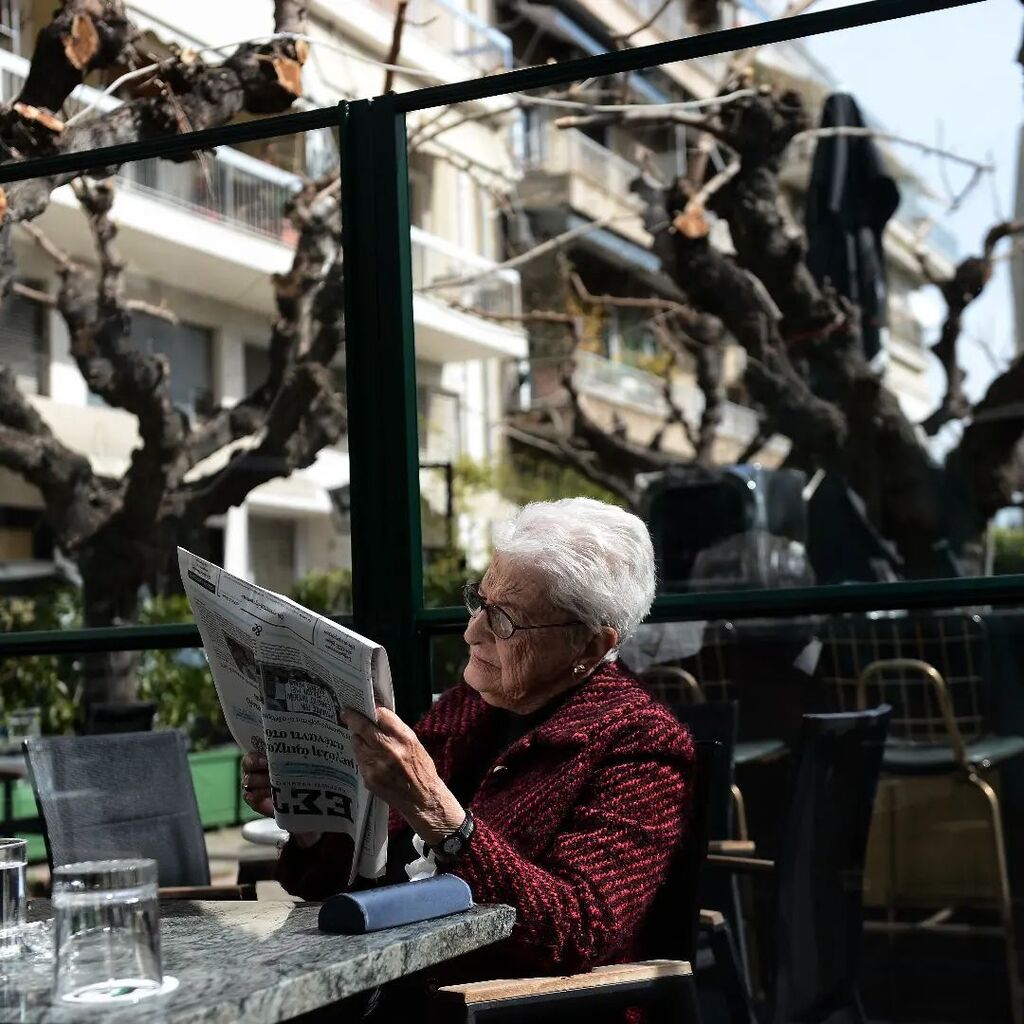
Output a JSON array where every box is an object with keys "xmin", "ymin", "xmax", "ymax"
[{"xmin": 573, "ymin": 663, "xmax": 585, "ymax": 676}]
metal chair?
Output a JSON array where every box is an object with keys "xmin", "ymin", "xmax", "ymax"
[
  {"xmin": 822, "ymin": 611, "xmax": 1024, "ymax": 1024},
  {"xmin": 438, "ymin": 742, "xmax": 718, "ymax": 1024},
  {"xmin": 24, "ymin": 730, "xmax": 253, "ymax": 899},
  {"xmin": 640, "ymin": 666, "xmax": 786, "ymax": 845},
  {"xmin": 708, "ymin": 705, "xmax": 892, "ymax": 1024},
  {"xmin": 855, "ymin": 657, "xmax": 1024, "ymax": 1024}
]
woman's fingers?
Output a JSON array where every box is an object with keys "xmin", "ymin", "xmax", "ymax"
[
  {"xmin": 241, "ymin": 751, "xmax": 272, "ymax": 818},
  {"xmin": 243, "ymin": 788, "xmax": 276, "ymax": 818}
]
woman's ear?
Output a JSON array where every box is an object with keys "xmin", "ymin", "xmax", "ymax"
[{"xmin": 581, "ymin": 626, "xmax": 619, "ymax": 669}]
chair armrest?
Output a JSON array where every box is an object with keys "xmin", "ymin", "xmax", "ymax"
[
  {"xmin": 708, "ymin": 840, "xmax": 756, "ymax": 855},
  {"xmin": 706, "ymin": 854, "xmax": 775, "ymax": 874},
  {"xmin": 699, "ymin": 909, "xmax": 726, "ymax": 928},
  {"xmin": 438, "ymin": 961, "xmax": 692, "ymax": 1005},
  {"xmin": 159, "ymin": 884, "xmax": 258, "ymax": 901}
]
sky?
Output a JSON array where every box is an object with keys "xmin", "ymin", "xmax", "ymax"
[{"xmin": 801, "ymin": 0, "xmax": 1023, "ymax": 420}]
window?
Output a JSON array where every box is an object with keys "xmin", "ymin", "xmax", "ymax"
[
  {"xmin": 0, "ymin": 0, "xmax": 19, "ymax": 54},
  {"xmin": 0, "ymin": 507, "xmax": 52, "ymax": 561},
  {"xmin": 408, "ymin": 153, "xmax": 434, "ymax": 232},
  {"xmin": 129, "ymin": 311, "xmax": 213, "ymax": 417},
  {"xmin": 243, "ymin": 342, "xmax": 271, "ymax": 396},
  {"xmin": 0, "ymin": 284, "xmax": 46, "ymax": 395},
  {"xmin": 249, "ymin": 516, "xmax": 297, "ymax": 595}
]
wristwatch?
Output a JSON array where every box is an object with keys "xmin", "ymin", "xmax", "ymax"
[{"xmin": 429, "ymin": 809, "xmax": 476, "ymax": 864}]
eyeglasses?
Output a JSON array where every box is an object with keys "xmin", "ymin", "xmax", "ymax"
[{"xmin": 463, "ymin": 583, "xmax": 582, "ymax": 641}]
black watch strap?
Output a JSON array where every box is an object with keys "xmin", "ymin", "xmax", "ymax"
[{"xmin": 430, "ymin": 809, "xmax": 475, "ymax": 863}]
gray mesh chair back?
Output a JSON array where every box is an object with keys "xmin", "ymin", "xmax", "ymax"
[{"xmin": 24, "ymin": 730, "xmax": 210, "ymax": 887}]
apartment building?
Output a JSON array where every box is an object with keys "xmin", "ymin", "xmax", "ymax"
[
  {"xmin": 0, "ymin": 0, "xmax": 526, "ymax": 592},
  {"xmin": 499, "ymin": 0, "xmax": 955, "ymax": 463}
]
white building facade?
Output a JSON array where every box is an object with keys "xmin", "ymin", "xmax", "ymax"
[{"xmin": 0, "ymin": 0, "xmax": 526, "ymax": 593}]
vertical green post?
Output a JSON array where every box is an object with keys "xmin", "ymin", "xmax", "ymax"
[{"xmin": 340, "ymin": 97, "xmax": 430, "ymax": 720}]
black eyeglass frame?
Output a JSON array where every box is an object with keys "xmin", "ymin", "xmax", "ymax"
[{"xmin": 463, "ymin": 583, "xmax": 584, "ymax": 641}]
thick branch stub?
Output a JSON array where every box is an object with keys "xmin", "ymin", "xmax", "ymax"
[{"xmin": 12, "ymin": 1, "xmax": 134, "ymax": 127}]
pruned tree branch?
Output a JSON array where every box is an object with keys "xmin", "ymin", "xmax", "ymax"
[{"xmin": 921, "ymin": 218, "xmax": 1024, "ymax": 436}]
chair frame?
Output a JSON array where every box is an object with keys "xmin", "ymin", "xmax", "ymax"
[
  {"xmin": 640, "ymin": 666, "xmax": 763, "ymax": 994},
  {"xmin": 439, "ymin": 962, "xmax": 701, "ymax": 1024},
  {"xmin": 856, "ymin": 657, "xmax": 1022, "ymax": 1024}
]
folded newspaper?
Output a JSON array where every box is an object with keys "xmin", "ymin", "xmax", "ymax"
[{"xmin": 177, "ymin": 547, "xmax": 392, "ymax": 883}]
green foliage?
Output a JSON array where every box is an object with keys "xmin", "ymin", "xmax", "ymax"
[
  {"xmin": 454, "ymin": 452, "xmax": 624, "ymax": 509},
  {"xmin": 136, "ymin": 595, "xmax": 226, "ymax": 750},
  {"xmin": 992, "ymin": 527, "xmax": 1024, "ymax": 575},
  {"xmin": 290, "ymin": 569, "xmax": 353, "ymax": 615},
  {"xmin": 0, "ymin": 588, "xmax": 80, "ymax": 734}
]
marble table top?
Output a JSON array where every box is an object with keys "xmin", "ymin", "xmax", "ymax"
[{"xmin": 0, "ymin": 898, "xmax": 516, "ymax": 1023}]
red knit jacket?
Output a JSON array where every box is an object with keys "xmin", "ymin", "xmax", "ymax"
[{"xmin": 276, "ymin": 660, "xmax": 694, "ymax": 977}]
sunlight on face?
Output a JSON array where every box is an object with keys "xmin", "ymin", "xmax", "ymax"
[{"xmin": 462, "ymin": 554, "xmax": 586, "ymax": 714}]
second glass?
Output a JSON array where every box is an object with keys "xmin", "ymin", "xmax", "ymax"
[
  {"xmin": 51, "ymin": 859, "xmax": 162, "ymax": 1005},
  {"xmin": 0, "ymin": 838, "xmax": 26, "ymax": 960}
]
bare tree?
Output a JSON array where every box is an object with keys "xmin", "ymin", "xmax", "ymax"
[
  {"xmin": 504, "ymin": 80, "xmax": 1024, "ymax": 580},
  {"xmin": 0, "ymin": 1, "xmax": 345, "ymax": 706}
]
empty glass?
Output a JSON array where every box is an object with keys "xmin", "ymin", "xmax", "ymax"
[
  {"xmin": 0, "ymin": 838, "xmax": 26, "ymax": 959},
  {"xmin": 51, "ymin": 859, "xmax": 163, "ymax": 1005},
  {"xmin": 5, "ymin": 710, "xmax": 40, "ymax": 748}
]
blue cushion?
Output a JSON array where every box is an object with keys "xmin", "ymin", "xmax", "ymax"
[
  {"xmin": 882, "ymin": 735, "xmax": 1024, "ymax": 776},
  {"xmin": 318, "ymin": 873, "xmax": 473, "ymax": 934},
  {"xmin": 734, "ymin": 739, "xmax": 787, "ymax": 766}
]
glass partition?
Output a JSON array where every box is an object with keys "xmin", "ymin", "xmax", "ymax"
[
  {"xmin": 405, "ymin": 1, "xmax": 1016, "ymax": 611},
  {"xmin": 0, "ymin": 123, "xmax": 347, "ymax": 721}
]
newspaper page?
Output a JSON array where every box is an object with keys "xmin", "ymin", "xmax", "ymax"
[{"xmin": 177, "ymin": 547, "xmax": 393, "ymax": 883}]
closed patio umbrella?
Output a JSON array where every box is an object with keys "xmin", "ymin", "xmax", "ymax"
[{"xmin": 805, "ymin": 92, "xmax": 901, "ymax": 362}]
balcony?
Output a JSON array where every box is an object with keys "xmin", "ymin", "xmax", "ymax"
[
  {"xmin": 571, "ymin": 350, "xmax": 778, "ymax": 458},
  {"xmin": 521, "ymin": 120, "xmax": 649, "ymax": 247},
  {"xmin": 411, "ymin": 227, "xmax": 521, "ymax": 321},
  {"xmin": 0, "ymin": 50, "xmax": 522, "ymax": 326},
  {"xmin": 360, "ymin": 0, "xmax": 512, "ymax": 72}
]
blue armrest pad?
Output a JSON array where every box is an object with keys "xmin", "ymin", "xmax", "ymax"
[{"xmin": 318, "ymin": 874, "xmax": 474, "ymax": 934}]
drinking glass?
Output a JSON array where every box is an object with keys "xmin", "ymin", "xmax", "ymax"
[
  {"xmin": 5, "ymin": 710, "xmax": 40, "ymax": 747},
  {"xmin": 0, "ymin": 838, "xmax": 26, "ymax": 959},
  {"xmin": 51, "ymin": 859, "xmax": 164, "ymax": 1005}
]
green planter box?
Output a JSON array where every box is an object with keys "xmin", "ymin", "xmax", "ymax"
[{"xmin": 189, "ymin": 745, "xmax": 243, "ymax": 828}]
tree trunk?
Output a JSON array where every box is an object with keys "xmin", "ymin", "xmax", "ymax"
[{"xmin": 80, "ymin": 575, "xmax": 142, "ymax": 712}]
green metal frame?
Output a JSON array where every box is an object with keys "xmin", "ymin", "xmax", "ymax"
[{"xmin": 0, "ymin": 0, "xmax": 997, "ymax": 721}]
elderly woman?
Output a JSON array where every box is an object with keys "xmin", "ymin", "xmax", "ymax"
[{"xmin": 242, "ymin": 497, "xmax": 693, "ymax": 986}]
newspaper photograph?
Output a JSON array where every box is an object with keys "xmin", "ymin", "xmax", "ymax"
[{"xmin": 177, "ymin": 547, "xmax": 393, "ymax": 883}]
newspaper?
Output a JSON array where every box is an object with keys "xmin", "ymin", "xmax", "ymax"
[{"xmin": 177, "ymin": 547, "xmax": 392, "ymax": 884}]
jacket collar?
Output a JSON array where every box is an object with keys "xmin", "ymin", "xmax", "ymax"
[{"xmin": 420, "ymin": 661, "xmax": 641, "ymax": 752}]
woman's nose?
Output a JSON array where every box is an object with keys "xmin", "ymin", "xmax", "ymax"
[{"xmin": 464, "ymin": 608, "xmax": 490, "ymax": 644}]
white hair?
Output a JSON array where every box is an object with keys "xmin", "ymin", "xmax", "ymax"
[{"xmin": 493, "ymin": 497, "xmax": 656, "ymax": 643}]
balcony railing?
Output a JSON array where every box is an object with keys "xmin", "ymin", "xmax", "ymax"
[
  {"xmin": 573, "ymin": 349, "xmax": 668, "ymax": 411},
  {"xmin": 0, "ymin": 49, "xmax": 303, "ymax": 243},
  {"xmin": 572, "ymin": 350, "xmax": 765, "ymax": 446},
  {"xmin": 410, "ymin": 226, "xmax": 521, "ymax": 319},
  {"xmin": 0, "ymin": 50, "xmax": 521, "ymax": 320},
  {"xmin": 525, "ymin": 120, "xmax": 647, "ymax": 208},
  {"xmin": 361, "ymin": 0, "xmax": 512, "ymax": 72},
  {"xmin": 627, "ymin": 0, "xmax": 687, "ymax": 39}
]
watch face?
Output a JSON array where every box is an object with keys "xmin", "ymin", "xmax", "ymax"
[{"xmin": 443, "ymin": 837, "xmax": 460, "ymax": 855}]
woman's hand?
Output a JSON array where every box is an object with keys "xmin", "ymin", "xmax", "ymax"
[
  {"xmin": 342, "ymin": 706, "xmax": 466, "ymax": 846},
  {"xmin": 241, "ymin": 751, "xmax": 322, "ymax": 849},
  {"xmin": 241, "ymin": 751, "xmax": 275, "ymax": 818}
]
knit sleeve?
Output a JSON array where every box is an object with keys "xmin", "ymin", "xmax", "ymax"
[{"xmin": 448, "ymin": 737, "xmax": 692, "ymax": 975}]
